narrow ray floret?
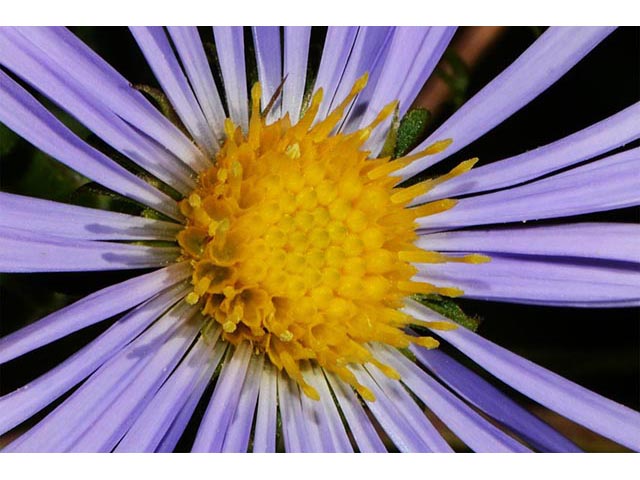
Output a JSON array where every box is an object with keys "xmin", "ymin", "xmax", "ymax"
[{"xmin": 178, "ymin": 74, "xmax": 487, "ymax": 400}]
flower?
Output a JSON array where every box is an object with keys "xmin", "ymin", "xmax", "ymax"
[{"xmin": 0, "ymin": 26, "xmax": 638, "ymax": 453}]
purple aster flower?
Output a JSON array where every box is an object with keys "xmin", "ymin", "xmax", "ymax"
[{"xmin": 0, "ymin": 26, "xmax": 638, "ymax": 453}]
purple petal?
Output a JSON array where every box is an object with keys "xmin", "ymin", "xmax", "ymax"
[
  {"xmin": 0, "ymin": 28, "xmax": 197, "ymax": 195},
  {"xmin": 345, "ymin": 27, "xmax": 454, "ymax": 152},
  {"xmin": 282, "ymin": 27, "xmax": 311, "ymax": 125},
  {"xmin": 0, "ymin": 69, "xmax": 180, "ymax": 220},
  {"xmin": 0, "ymin": 192, "xmax": 181, "ymax": 241},
  {"xmin": 221, "ymin": 354, "xmax": 265, "ymax": 452},
  {"xmin": 0, "ymin": 227, "xmax": 180, "ymax": 272},
  {"xmin": 191, "ymin": 343, "xmax": 253, "ymax": 452},
  {"xmin": 0, "ymin": 282, "xmax": 188, "ymax": 437},
  {"xmin": 404, "ymin": 299, "xmax": 640, "ymax": 451},
  {"xmin": 375, "ymin": 345, "xmax": 531, "ymax": 452},
  {"xmin": 325, "ymin": 372, "xmax": 387, "ymax": 452},
  {"xmin": 416, "ymin": 253, "xmax": 639, "ymax": 307},
  {"xmin": 251, "ymin": 27, "xmax": 282, "ymax": 122},
  {"xmin": 396, "ymin": 27, "xmax": 456, "ymax": 117},
  {"xmin": 348, "ymin": 27, "xmax": 430, "ymax": 149},
  {"xmin": 114, "ymin": 335, "xmax": 221, "ymax": 452},
  {"xmin": 418, "ymin": 147, "xmax": 640, "ymax": 228},
  {"xmin": 362, "ymin": 363, "xmax": 453, "ymax": 452},
  {"xmin": 67, "ymin": 316, "xmax": 200, "ymax": 452},
  {"xmin": 329, "ymin": 27, "xmax": 394, "ymax": 119},
  {"xmin": 423, "ymin": 102, "xmax": 640, "ymax": 201},
  {"xmin": 10, "ymin": 27, "xmax": 204, "ymax": 170},
  {"xmin": 411, "ymin": 348, "xmax": 581, "ymax": 452},
  {"xmin": 129, "ymin": 27, "xmax": 216, "ymax": 160},
  {"xmin": 351, "ymin": 364, "xmax": 450, "ymax": 452},
  {"xmin": 213, "ymin": 27, "xmax": 248, "ymax": 131},
  {"xmin": 167, "ymin": 26, "xmax": 227, "ymax": 144},
  {"xmin": 419, "ymin": 223, "xmax": 640, "ymax": 264},
  {"xmin": 277, "ymin": 370, "xmax": 310, "ymax": 452},
  {"xmin": 313, "ymin": 27, "xmax": 359, "ymax": 121},
  {"xmin": 297, "ymin": 362, "xmax": 353, "ymax": 452},
  {"xmin": 251, "ymin": 361, "xmax": 278, "ymax": 453},
  {"xmin": 114, "ymin": 338, "xmax": 223, "ymax": 453},
  {"xmin": 0, "ymin": 262, "xmax": 191, "ymax": 364},
  {"xmin": 4, "ymin": 301, "xmax": 198, "ymax": 452},
  {"xmin": 155, "ymin": 342, "xmax": 229, "ymax": 453},
  {"xmin": 397, "ymin": 27, "xmax": 616, "ymax": 180}
]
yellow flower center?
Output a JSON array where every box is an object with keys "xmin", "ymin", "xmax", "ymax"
[{"xmin": 178, "ymin": 75, "xmax": 485, "ymax": 400}]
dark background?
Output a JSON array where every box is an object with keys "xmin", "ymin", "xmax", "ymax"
[{"xmin": 1, "ymin": 27, "xmax": 638, "ymax": 451}]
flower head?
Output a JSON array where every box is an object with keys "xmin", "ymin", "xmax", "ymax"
[{"xmin": 0, "ymin": 26, "xmax": 638, "ymax": 453}]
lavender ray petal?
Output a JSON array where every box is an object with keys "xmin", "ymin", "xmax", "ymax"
[
  {"xmin": 0, "ymin": 192, "xmax": 181, "ymax": 241},
  {"xmin": 277, "ymin": 370, "xmax": 310, "ymax": 452},
  {"xmin": 213, "ymin": 27, "xmax": 248, "ymax": 131},
  {"xmin": 114, "ymin": 335, "xmax": 220, "ymax": 452},
  {"xmin": 68, "ymin": 316, "xmax": 201, "ymax": 452},
  {"xmin": 423, "ymin": 102, "xmax": 640, "ymax": 201},
  {"xmin": 10, "ymin": 27, "xmax": 204, "ymax": 170},
  {"xmin": 411, "ymin": 348, "xmax": 581, "ymax": 452},
  {"xmin": 167, "ymin": 26, "xmax": 227, "ymax": 145},
  {"xmin": 325, "ymin": 372, "xmax": 387, "ymax": 452},
  {"xmin": 130, "ymin": 27, "xmax": 216, "ymax": 161},
  {"xmin": 252, "ymin": 361, "xmax": 279, "ymax": 453},
  {"xmin": 4, "ymin": 301, "xmax": 197, "ymax": 452},
  {"xmin": 416, "ymin": 253, "xmax": 640, "ymax": 307},
  {"xmin": 313, "ymin": 27, "xmax": 359, "ymax": 121},
  {"xmin": 404, "ymin": 299, "xmax": 640, "ymax": 451},
  {"xmin": 221, "ymin": 354, "xmax": 265, "ymax": 452},
  {"xmin": 0, "ymin": 262, "xmax": 191, "ymax": 364},
  {"xmin": 353, "ymin": 26, "xmax": 455, "ymax": 152},
  {"xmin": 329, "ymin": 27, "xmax": 394, "ymax": 117},
  {"xmin": 397, "ymin": 27, "xmax": 616, "ymax": 180},
  {"xmin": 375, "ymin": 345, "xmax": 530, "ymax": 452},
  {"xmin": 362, "ymin": 363, "xmax": 453, "ymax": 452},
  {"xmin": 419, "ymin": 223, "xmax": 640, "ymax": 264},
  {"xmin": 350, "ymin": 27, "xmax": 430, "ymax": 151},
  {"xmin": 0, "ymin": 227, "xmax": 180, "ymax": 273},
  {"xmin": 350, "ymin": 364, "xmax": 437, "ymax": 452},
  {"xmin": 298, "ymin": 363, "xmax": 353, "ymax": 452},
  {"xmin": 0, "ymin": 283, "xmax": 188, "ymax": 437},
  {"xmin": 155, "ymin": 341, "xmax": 229, "ymax": 453},
  {"xmin": 251, "ymin": 27, "xmax": 283, "ymax": 122},
  {"xmin": 418, "ymin": 147, "xmax": 640, "ymax": 229},
  {"xmin": 0, "ymin": 69, "xmax": 181, "ymax": 220},
  {"xmin": 0, "ymin": 29, "xmax": 197, "ymax": 195},
  {"xmin": 282, "ymin": 27, "xmax": 311, "ymax": 125},
  {"xmin": 191, "ymin": 343, "xmax": 253, "ymax": 452},
  {"xmin": 396, "ymin": 27, "xmax": 456, "ymax": 117}
]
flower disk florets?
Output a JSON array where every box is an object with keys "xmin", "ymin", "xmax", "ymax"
[{"xmin": 178, "ymin": 76, "xmax": 468, "ymax": 400}]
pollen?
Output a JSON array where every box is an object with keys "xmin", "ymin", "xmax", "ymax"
[{"xmin": 178, "ymin": 75, "xmax": 481, "ymax": 401}]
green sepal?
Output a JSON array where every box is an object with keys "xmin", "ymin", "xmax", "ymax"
[
  {"xmin": 412, "ymin": 293, "xmax": 481, "ymax": 332},
  {"xmin": 393, "ymin": 108, "xmax": 431, "ymax": 158}
]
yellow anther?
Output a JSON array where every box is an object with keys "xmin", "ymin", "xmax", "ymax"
[
  {"xmin": 279, "ymin": 330, "xmax": 294, "ymax": 342},
  {"xmin": 185, "ymin": 292, "xmax": 200, "ymax": 305},
  {"xmin": 223, "ymin": 320, "xmax": 237, "ymax": 333},
  {"xmin": 188, "ymin": 193, "xmax": 202, "ymax": 208},
  {"xmin": 285, "ymin": 142, "xmax": 301, "ymax": 159}
]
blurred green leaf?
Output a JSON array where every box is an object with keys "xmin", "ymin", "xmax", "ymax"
[{"xmin": 0, "ymin": 123, "xmax": 20, "ymax": 156}]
